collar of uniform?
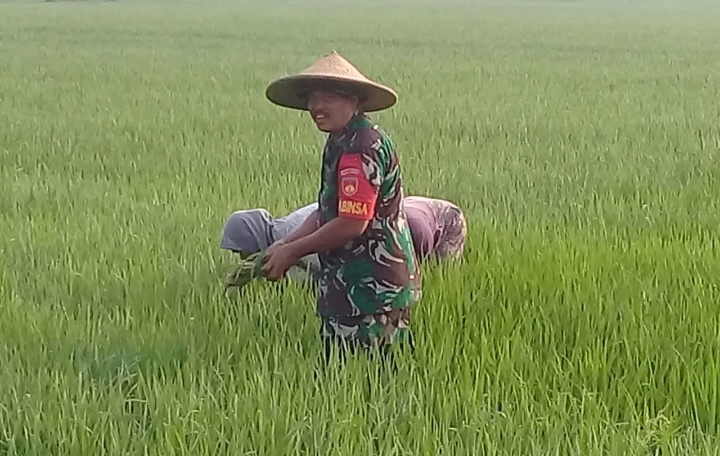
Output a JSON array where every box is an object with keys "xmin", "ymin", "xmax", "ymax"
[
  {"xmin": 346, "ymin": 110, "xmax": 370, "ymax": 130},
  {"xmin": 331, "ymin": 111, "xmax": 370, "ymax": 144}
]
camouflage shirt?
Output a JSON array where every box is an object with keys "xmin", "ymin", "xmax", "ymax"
[{"xmin": 316, "ymin": 112, "xmax": 421, "ymax": 318}]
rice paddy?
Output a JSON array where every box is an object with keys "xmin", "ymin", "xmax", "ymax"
[{"xmin": 2, "ymin": 0, "xmax": 720, "ymax": 454}]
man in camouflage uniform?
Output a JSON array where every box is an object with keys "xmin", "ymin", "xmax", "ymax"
[{"xmin": 260, "ymin": 52, "xmax": 421, "ymax": 361}]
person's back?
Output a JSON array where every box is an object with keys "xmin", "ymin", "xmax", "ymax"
[
  {"xmin": 402, "ymin": 197, "xmax": 439, "ymax": 260},
  {"xmin": 403, "ymin": 196, "xmax": 466, "ymax": 261},
  {"xmin": 271, "ymin": 203, "xmax": 318, "ymax": 240},
  {"xmin": 271, "ymin": 203, "xmax": 322, "ymax": 282}
]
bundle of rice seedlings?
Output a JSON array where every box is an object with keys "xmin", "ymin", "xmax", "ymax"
[
  {"xmin": 224, "ymin": 251, "xmax": 269, "ymax": 289},
  {"xmin": 224, "ymin": 250, "xmax": 315, "ymax": 291}
]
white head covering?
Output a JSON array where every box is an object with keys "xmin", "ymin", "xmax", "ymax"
[{"xmin": 220, "ymin": 209, "xmax": 274, "ymax": 254}]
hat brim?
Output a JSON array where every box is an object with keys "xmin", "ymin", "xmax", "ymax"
[{"xmin": 265, "ymin": 75, "xmax": 398, "ymax": 112}]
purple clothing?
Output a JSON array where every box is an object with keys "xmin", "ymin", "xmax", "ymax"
[
  {"xmin": 403, "ymin": 198, "xmax": 438, "ymax": 259},
  {"xmin": 402, "ymin": 196, "xmax": 467, "ymax": 261}
]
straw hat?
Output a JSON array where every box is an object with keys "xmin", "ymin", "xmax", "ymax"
[{"xmin": 265, "ymin": 51, "xmax": 398, "ymax": 112}]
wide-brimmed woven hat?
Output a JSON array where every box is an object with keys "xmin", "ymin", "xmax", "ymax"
[{"xmin": 265, "ymin": 51, "xmax": 398, "ymax": 112}]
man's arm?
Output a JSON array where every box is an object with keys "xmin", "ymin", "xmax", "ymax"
[
  {"xmin": 287, "ymin": 216, "xmax": 368, "ymax": 258},
  {"xmin": 287, "ymin": 152, "xmax": 379, "ymax": 258},
  {"xmin": 261, "ymin": 149, "xmax": 383, "ymax": 280}
]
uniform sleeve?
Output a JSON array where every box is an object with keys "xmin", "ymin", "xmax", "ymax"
[{"xmin": 336, "ymin": 151, "xmax": 381, "ymax": 221}]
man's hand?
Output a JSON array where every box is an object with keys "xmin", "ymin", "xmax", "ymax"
[
  {"xmin": 265, "ymin": 238, "xmax": 287, "ymax": 257},
  {"xmin": 261, "ymin": 242, "xmax": 300, "ymax": 281}
]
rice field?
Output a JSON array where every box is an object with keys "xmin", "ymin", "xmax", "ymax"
[{"xmin": 2, "ymin": 0, "xmax": 720, "ymax": 454}]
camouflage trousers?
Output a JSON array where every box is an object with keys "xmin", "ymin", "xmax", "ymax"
[
  {"xmin": 436, "ymin": 205, "xmax": 467, "ymax": 260},
  {"xmin": 320, "ymin": 307, "xmax": 414, "ymax": 362}
]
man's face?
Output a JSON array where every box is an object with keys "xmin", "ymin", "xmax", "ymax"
[{"xmin": 306, "ymin": 89, "xmax": 359, "ymax": 134}]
